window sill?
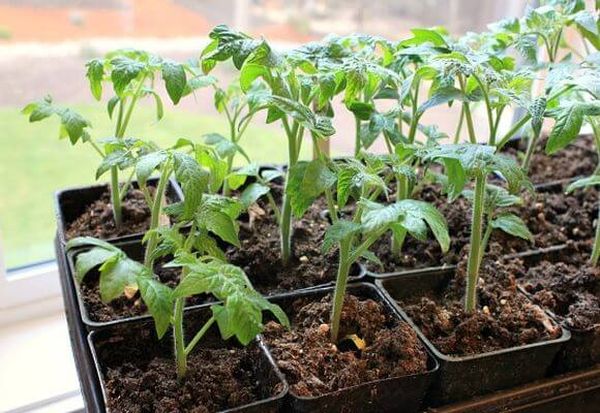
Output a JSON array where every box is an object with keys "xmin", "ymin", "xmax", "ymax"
[{"xmin": 0, "ymin": 311, "xmax": 83, "ymax": 412}]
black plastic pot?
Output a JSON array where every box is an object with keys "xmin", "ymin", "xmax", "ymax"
[
  {"xmin": 510, "ymin": 244, "xmax": 600, "ymax": 373},
  {"xmin": 55, "ymin": 177, "xmax": 183, "ymax": 246},
  {"xmin": 67, "ymin": 238, "xmax": 367, "ymax": 331},
  {"xmin": 264, "ymin": 282, "xmax": 439, "ymax": 413},
  {"xmin": 428, "ymin": 366, "xmax": 600, "ymax": 413},
  {"xmin": 55, "ymin": 236, "xmax": 104, "ymax": 412},
  {"xmin": 88, "ymin": 306, "xmax": 288, "ymax": 413},
  {"xmin": 375, "ymin": 269, "xmax": 570, "ymax": 406}
]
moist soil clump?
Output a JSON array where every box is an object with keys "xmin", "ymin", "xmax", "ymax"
[
  {"xmin": 80, "ymin": 262, "xmax": 211, "ymax": 323},
  {"xmin": 228, "ymin": 183, "xmax": 357, "ymax": 294},
  {"xmin": 65, "ymin": 186, "xmax": 171, "ymax": 240},
  {"xmin": 263, "ymin": 293, "xmax": 428, "ymax": 397},
  {"xmin": 513, "ymin": 242, "xmax": 600, "ymax": 331},
  {"xmin": 502, "ymin": 135, "xmax": 597, "ymax": 184},
  {"xmin": 399, "ymin": 254, "xmax": 562, "ymax": 356},
  {"xmin": 97, "ymin": 323, "xmax": 280, "ymax": 412}
]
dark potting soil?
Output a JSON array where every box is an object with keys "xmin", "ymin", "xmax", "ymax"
[
  {"xmin": 227, "ymin": 184, "xmax": 355, "ymax": 295},
  {"xmin": 97, "ymin": 321, "xmax": 281, "ymax": 412},
  {"xmin": 366, "ymin": 181, "xmax": 600, "ymax": 273},
  {"xmin": 502, "ymin": 135, "xmax": 597, "ymax": 184},
  {"xmin": 262, "ymin": 293, "xmax": 428, "ymax": 397},
  {"xmin": 80, "ymin": 262, "xmax": 211, "ymax": 323},
  {"xmin": 513, "ymin": 242, "xmax": 600, "ymax": 331},
  {"xmin": 491, "ymin": 185, "xmax": 599, "ymax": 255},
  {"xmin": 399, "ymin": 255, "xmax": 562, "ymax": 356},
  {"xmin": 65, "ymin": 187, "xmax": 172, "ymax": 240}
]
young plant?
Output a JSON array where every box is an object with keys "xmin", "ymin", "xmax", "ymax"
[
  {"xmin": 67, "ymin": 150, "xmax": 288, "ymax": 379},
  {"xmin": 422, "ymin": 144, "xmax": 532, "ymax": 312},
  {"xmin": 22, "ymin": 49, "xmax": 196, "ymax": 227},
  {"xmin": 200, "ymin": 25, "xmax": 335, "ymax": 264},
  {"xmin": 286, "ymin": 152, "xmax": 450, "ymax": 343}
]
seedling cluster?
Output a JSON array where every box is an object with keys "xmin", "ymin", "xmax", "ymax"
[{"xmin": 25, "ymin": 0, "xmax": 600, "ymax": 405}]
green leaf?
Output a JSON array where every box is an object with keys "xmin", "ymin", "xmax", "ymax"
[
  {"xmin": 240, "ymin": 183, "xmax": 270, "ymax": 207},
  {"xmin": 110, "ymin": 56, "xmax": 145, "ymax": 96},
  {"xmin": 566, "ymin": 175, "xmax": 600, "ymax": 193},
  {"xmin": 107, "ymin": 96, "xmax": 119, "ymax": 119},
  {"xmin": 196, "ymin": 200, "xmax": 241, "ymax": 247},
  {"xmin": 574, "ymin": 10, "xmax": 599, "ymax": 36},
  {"xmin": 173, "ymin": 152, "xmax": 208, "ymax": 220},
  {"xmin": 322, "ymin": 220, "xmax": 361, "ymax": 253},
  {"xmin": 85, "ymin": 59, "xmax": 104, "ymax": 100},
  {"xmin": 361, "ymin": 199, "xmax": 449, "ymax": 252},
  {"xmin": 491, "ymin": 213, "xmax": 533, "ymax": 242},
  {"xmin": 287, "ymin": 159, "xmax": 336, "ymax": 218},
  {"xmin": 401, "ymin": 28, "xmax": 447, "ymax": 47},
  {"xmin": 528, "ymin": 97, "xmax": 547, "ymax": 135},
  {"xmin": 203, "ymin": 133, "xmax": 237, "ymax": 158},
  {"xmin": 418, "ymin": 87, "xmax": 463, "ymax": 116},
  {"xmin": 22, "ymin": 96, "xmax": 55, "ymax": 122},
  {"xmin": 137, "ymin": 276, "xmax": 173, "ymax": 339},
  {"xmin": 546, "ymin": 104, "xmax": 585, "ymax": 155},
  {"xmin": 136, "ymin": 151, "xmax": 168, "ymax": 186},
  {"xmin": 95, "ymin": 150, "xmax": 130, "ymax": 179},
  {"xmin": 99, "ymin": 256, "xmax": 144, "ymax": 303},
  {"xmin": 161, "ymin": 61, "xmax": 187, "ymax": 104},
  {"xmin": 66, "ymin": 236, "xmax": 120, "ymax": 251},
  {"xmin": 74, "ymin": 247, "xmax": 118, "ymax": 283},
  {"xmin": 60, "ymin": 108, "xmax": 92, "ymax": 144},
  {"xmin": 240, "ymin": 63, "xmax": 270, "ymax": 92},
  {"xmin": 347, "ymin": 101, "xmax": 375, "ymax": 121}
]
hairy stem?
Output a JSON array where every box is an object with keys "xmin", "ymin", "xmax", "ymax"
[
  {"xmin": 280, "ymin": 118, "xmax": 300, "ymax": 264},
  {"xmin": 391, "ymin": 175, "xmax": 408, "ymax": 254},
  {"xmin": 330, "ymin": 239, "xmax": 352, "ymax": 343},
  {"xmin": 592, "ymin": 202, "xmax": 600, "ymax": 266},
  {"xmin": 454, "ymin": 105, "xmax": 465, "ymax": 144},
  {"xmin": 465, "ymin": 173, "xmax": 486, "ymax": 313},
  {"xmin": 143, "ymin": 161, "xmax": 171, "ymax": 269},
  {"xmin": 174, "ymin": 298, "xmax": 187, "ymax": 380},
  {"xmin": 185, "ymin": 316, "xmax": 216, "ymax": 356},
  {"xmin": 110, "ymin": 167, "xmax": 122, "ymax": 227},
  {"xmin": 408, "ymin": 80, "xmax": 421, "ymax": 144},
  {"xmin": 354, "ymin": 116, "xmax": 361, "ymax": 156},
  {"xmin": 522, "ymin": 128, "xmax": 542, "ymax": 173}
]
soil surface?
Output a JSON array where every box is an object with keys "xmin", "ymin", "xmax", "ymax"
[
  {"xmin": 366, "ymin": 181, "xmax": 600, "ymax": 274},
  {"xmin": 502, "ymin": 135, "xmax": 597, "ymax": 184},
  {"xmin": 227, "ymin": 182, "xmax": 360, "ymax": 295},
  {"xmin": 493, "ymin": 184, "xmax": 599, "ymax": 255},
  {"xmin": 80, "ymin": 261, "xmax": 211, "ymax": 323},
  {"xmin": 96, "ymin": 316, "xmax": 281, "ymax": 413},
  {"xmin": 262, "ymin": 293, "xmax": 428, "ymax": 397},
  {"xmin": 513, "ymin": 242, "xmax": 600, "ymax": 331},
  {"xmin": 398, "ymin": 254, "xmax": 562, "ymax": 356},
  {"xmin": 65, "ymin": 186, "xmax": 172, "ymax": 240}
]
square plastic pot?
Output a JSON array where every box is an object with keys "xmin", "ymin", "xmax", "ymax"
[
  {"xmin": 511, "ymin": 244, "xmax": 600, "ymax": 373},
  {"xmin": 264, "ymin": 283, "xmax": 439, "ymax": 413},
  {"xmin": 66, "ymin": 238, "xmax": 366, "ymax": 331},
  {"xmin": 375, "ymin": 269, "xmax": 570, "ymax": 406},
  {"xmin": 55, "ymin": 177, "xmax": 183, "ymax": 246},
  {"xmin": 88, "ymin": 306, "xmax": 288, "ymax": 413}
]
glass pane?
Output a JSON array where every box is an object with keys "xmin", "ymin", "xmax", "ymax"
[{"xmin": 0, "ymin": 0, "xmax": 527, "ymax": 268}]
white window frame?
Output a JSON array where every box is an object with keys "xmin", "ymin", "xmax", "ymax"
[{"xmin": 0, "ymin": 239, "xmax": 63, "ymax": 327}]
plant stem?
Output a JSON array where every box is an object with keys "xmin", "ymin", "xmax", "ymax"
[
  {"xmin": 408, "ymin": 80, "xmax": 421, "ymax": 144},
  {"xmin": 280, "ymin": 118, "xmax": 300, "ymax": 264},
  {"xmin": 173, "ymin": 298, "xmax": 187, "ymax": 380},
  {"xmin": 454, "ymin": 105, "xmax": 465, "ymax": 144},
  {"xmin": 143, "ymin": 161, "xmax": 171, "ymax": 269},
  {"xmin": 522, "ymin": 128, "xmax": 542, "ymax": 173},
  {"xmin": 591, "ymin": 202, "xmax": 600, "ymax": 266},
  {"xmin": 391, "ymin": 175, "xmax": 408, "ymax": 254},
  {"xmin": 110, "ymin": 167, "xmax": 122, "ymax": 227},
  {"xmin": 472, "ymin": 75, "xmax": 495, "ymax": 145},
  {"xmin": 184, "ymin": 316, "xmax": 215, "ymax": 356},
  {"xmin": 354, "ymin": 116, "xmax": 361, "ymax": 156},
  {"xmin": 330, "ymin": 239, "xmax": 351, "ymax": 343},
  {"xmin": 458, "ymin": 74, "xmax": 477, "ymax": 144},
  {"xmin": 465, "ymin": 173, "xmax": 486, "ymax": 313}
]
